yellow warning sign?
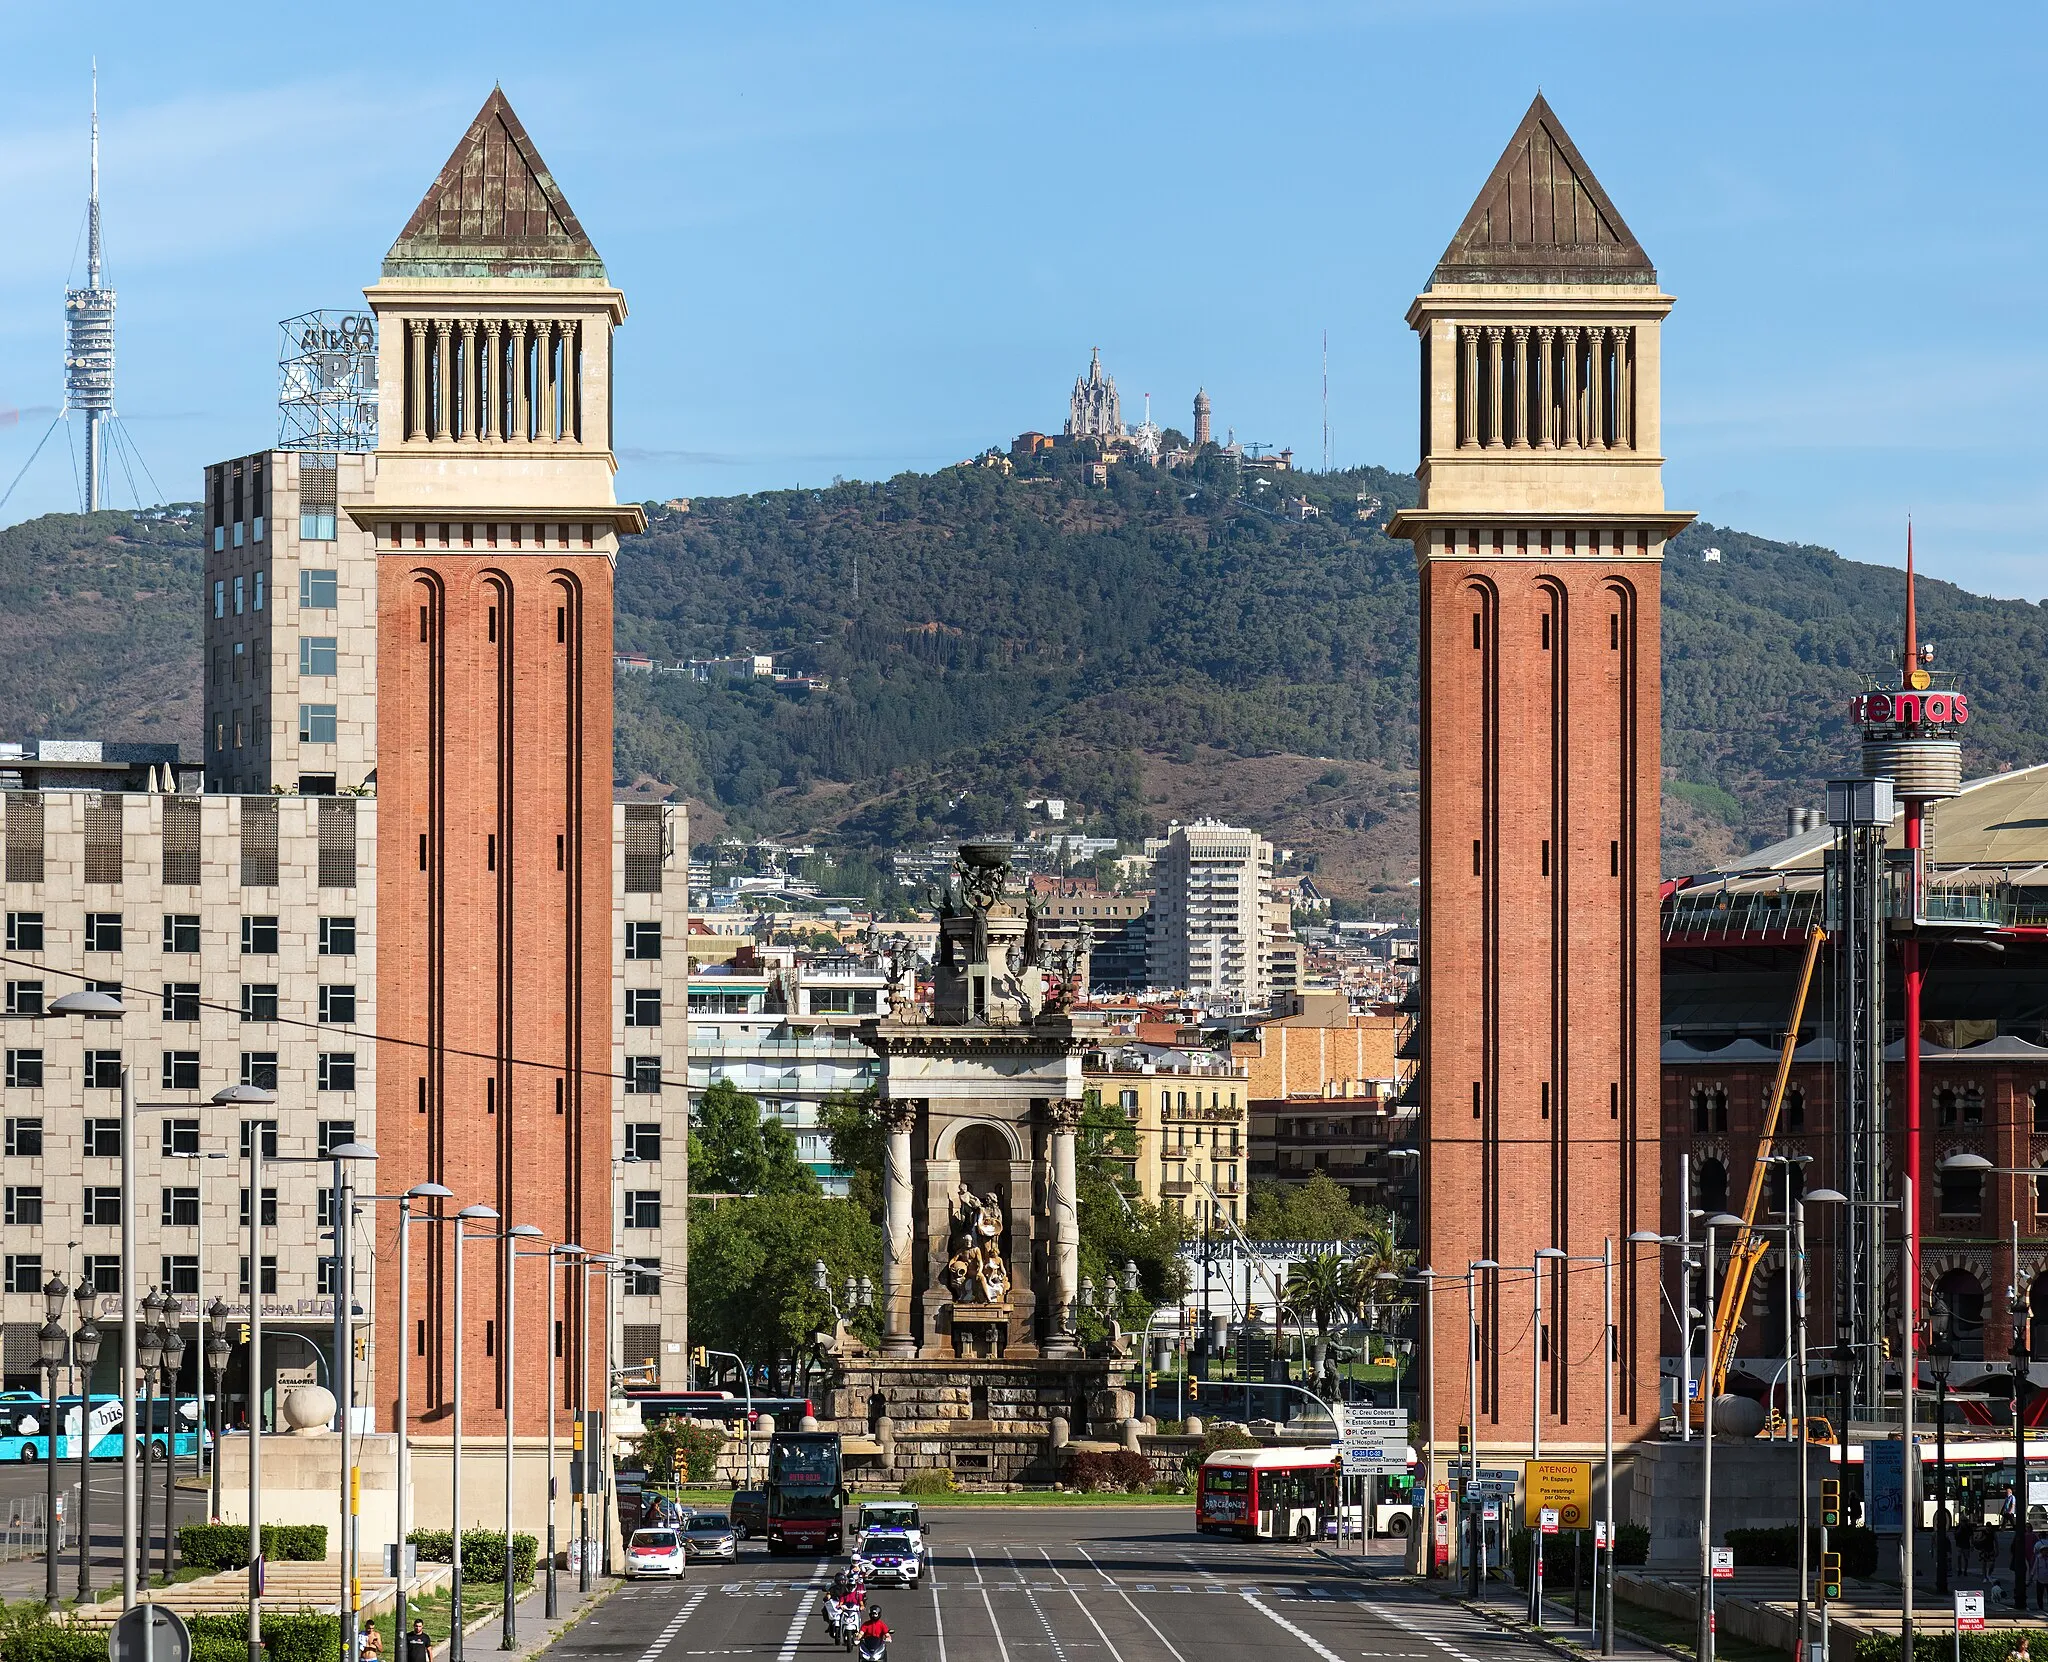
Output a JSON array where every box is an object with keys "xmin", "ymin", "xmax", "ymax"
[{"xmin": 1522, "ymin": 1459, "xmax": 1591, "ymax": 1528}]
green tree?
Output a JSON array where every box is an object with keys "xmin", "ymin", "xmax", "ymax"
[
  {"xmin": 1244, "ymin": 1172, "xmax": 1378, "ymax": 1242},
  {"xmin": 690, "ymin": 1080, "xmax": 820, "ymax": 1197},
  {"xmin": 687, "ymin": 1192, "xmax": 881, "ymax": 1383},
  {"xmin": 1076, "ymin": 1093, "xmax": 1188, "ymax": 1330},
  {"xmin": 820, "ymin": 1087, "xmax": 884, "ymax": 1224}
]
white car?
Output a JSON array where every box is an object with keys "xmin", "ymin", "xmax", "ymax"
[
  {"xmin": 626, "ymin": 1527, "xmax": 687, "ymax": 1578},
  {"xmin": 856, "ymin": 1529, "xmax": 921, "ymax": 1587},
  {"xmin": 856, "ymin": 1502, "xmax": 929, "ymax": 1568}
]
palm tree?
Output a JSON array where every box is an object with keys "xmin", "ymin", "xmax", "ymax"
[{"xmin": 1286, "ymin": 1251, "xmax": 1350, "ymax": 1394}]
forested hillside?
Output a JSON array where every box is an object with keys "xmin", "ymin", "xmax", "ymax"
[{"xmin": 6, "ymin": 457, "xmax": 2048, "ymax": 893}]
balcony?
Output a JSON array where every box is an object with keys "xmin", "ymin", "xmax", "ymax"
[{"xmin": 1160, "ymin": 1179, "xmax": 1193, "ymax": 1198}]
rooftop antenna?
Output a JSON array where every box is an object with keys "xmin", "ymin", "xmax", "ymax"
[
  {"xmin": 64, "ymin": 62, "xmax": 117, "ymax": 512},
  {"xmin": 1904, "ymin": 517, "xmax": 1918, "ymax": 678}
]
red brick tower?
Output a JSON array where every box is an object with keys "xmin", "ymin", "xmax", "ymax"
[
  {"xmin": 1387, "ymin": 97, "xmax": 1692, "ymax": 1458},
  {"xmin": 356, "ymin": 90, "xmax": 644, "ymax": 1436}
]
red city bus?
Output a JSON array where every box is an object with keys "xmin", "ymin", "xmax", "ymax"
[{"xmin": 1196, "ymin": 1445, "xmax": 1338, "ymax": 1541}]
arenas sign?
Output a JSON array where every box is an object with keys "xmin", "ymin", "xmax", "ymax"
[{"xmin": 1852, "ymin": 691, "xmax": 1972, "ymax": 726}]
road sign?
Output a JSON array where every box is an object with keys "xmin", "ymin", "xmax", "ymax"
[
  {"xmin": 109, "ymin": 1604, "xmax": 192, "ymax": 1662},
  {"xmin": 1523, "ymin": 1459, "xmax": 1592, "ymax": 1528},
  {"xmin": 1956, "ymin": 1591, "xmax": 1986, "ymax": 1631},
  {"xmin": 1594, "ymin": 1521, "xmax": 1610, "ymax": 1548},
  {"xmin": 1539, "ymin": 1507, "xmax": 1559, "ymax": 1536},
  {"xmin": 1483, "ymin": 1500, "xmax": 1499, "ymax": 1522},
  {"xmin": 1711, "ymin": 1547, "xmax": 1735, "ymax": 1581}
]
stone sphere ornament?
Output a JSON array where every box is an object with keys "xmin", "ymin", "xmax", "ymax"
[{"xmin": 281, "ymin": 1384, "xmax": 337, "ymax": 1434}]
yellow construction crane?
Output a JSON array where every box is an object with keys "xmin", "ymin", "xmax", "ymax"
[{"xmin": 1705, "ymin": 923, "xmax": 1827, "ymax": 1409}]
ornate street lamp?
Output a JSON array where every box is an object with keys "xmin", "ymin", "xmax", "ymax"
[
  {"xmin": 136, "ymin": 1290, "xmax": 163, "ymax": 1581},
  {"xmin": 204, "ymin": 1299, "xmax": 231, "ymax": 1525},
  {"xmin": 72, "ymin": 1300, "xmax": 101, "ymax": 1600},
  {"xmin": 1929, "ymin": 1323, "xmax": 1954, "ymax": 1594},
  {"xmin": 38, "ymin": 1272, "xmax": 69, "ymax": 1607},
  {"xmin": 157, "ymin": 1299, "xmax": 186, "ymax": 1583}
]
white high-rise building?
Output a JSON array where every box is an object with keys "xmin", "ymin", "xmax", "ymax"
[{"xmin": 1147, "ymin": 820, "xmax": 1274, "ymax": 1010}]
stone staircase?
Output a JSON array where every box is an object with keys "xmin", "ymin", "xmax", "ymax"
[{"xmin": 69, "ymin": 1560, "xmax": 451, "ymax": 1625}]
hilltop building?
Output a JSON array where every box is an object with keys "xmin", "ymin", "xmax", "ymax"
[
  {"xmin": 1193, "ymin": 388, "xmax": 1212, "ymax": 447},
  {"xmin": 1386, "ymin": 95, "xmax": 1691, "ymax": 1457},
  {"xmin": 1147, "ymin": 819, "xmax": 1274, "ymax": 1011},
  {"xmin": 1066, "ymin": 348, "xmax": 1123, "ymax": 440}
]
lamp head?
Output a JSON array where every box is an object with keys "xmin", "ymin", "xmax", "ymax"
[
  {"xmin": 1939, "ymin": 1152, "xmax": 1994, "ymax": 1172},
  {"xmin": 73, "ymin": 1321, "xmax": 102, "ymax": 1368},
  {"xmin": 41, "ymin": 1273, "xmax": 68, "ymax": 1324},
  {"xmin": 328, "ymin": 1141, "xmax": 378, "ymax": 1162},
  {"xmin": 212, "ymin": 1083, "xmax": 274, "ymax": 1106},
  {"xmin": 508, "ymin": 1224, "xmax": 544, "ymax": 1239},
  {"xmin": 38, "ymin": 1319, "xmax": 68, "ymax": 1369},
  {"xmin": 457, "ymin": 1204, "xmax": 500, "ymax": 1221},
  {"xmin": 49, "ymin": 989, "xmax": 123, "ymax": 1017},
  {"xmin": 1535, "ymin": 1247, "xmax": 1567, "ymax": 1261},
  {"xmin": 1805, "ymin": 1188, "xmax": 1849, "ymax": 1205},
  {"xmin": 207, "ymin": 1296, "xmax": 230, "ymax": 1338},
  {"xmin": 813, "ymin": 1259, "xmax": 831, "ymax": 1294},
  {"xmin": 1627, "ymin": 1231, "xmax": 1665, "ymax": 1244}
]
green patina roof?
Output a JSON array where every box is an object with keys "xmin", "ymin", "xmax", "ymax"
[{"xmin": 383, "ymin": 87, "xmax": 607, "ymax": 281}]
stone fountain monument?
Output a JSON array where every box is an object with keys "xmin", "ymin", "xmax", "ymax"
[{"xmin": 827, "ymin": 843, "xmax": 1126, "ymax": 1483}]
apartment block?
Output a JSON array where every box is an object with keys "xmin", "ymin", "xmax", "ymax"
[
  {"xmin": 1146, "ymin": 820, "xmax": 1274, "ymax": 1011},
  {"xmin": 1082, "ymin": 1041, "xmax": 1247, "ymax": 1226}
]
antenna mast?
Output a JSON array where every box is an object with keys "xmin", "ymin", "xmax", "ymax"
[
  {"xmin": 64, "ymin": 63, "xmax": 117, "ymax": 512},
  {"xmin": 1321, "ymin": 329, "xmax": 1330, "ymax": 472}
]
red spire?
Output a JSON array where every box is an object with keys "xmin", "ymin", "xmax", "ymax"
[{"xmin": 1903, "ymin": 518, "xmax": 1917, "ymax": 688}]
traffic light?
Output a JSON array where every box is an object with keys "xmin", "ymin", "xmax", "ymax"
[
  {"xmin": 1188, "ymin": 1376, "xmax": 1199, "ymax": 1400},
  {"xmin": 1459, "ymin": 1424, "xmax": 1471, "ymax": 1455},
  {"xmin": 691, "ymin": 1345, "xmax": 708, "ymax": 1369},
  {"xmin": 1820, "ymin": 1552, "xmax": 1841, "ymax": 1600},
  {"xmin": 1820, "ymin": 1479, "xmax": 1840, "ymax": 1529}
]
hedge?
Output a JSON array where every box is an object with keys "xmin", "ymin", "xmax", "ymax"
[
  {"xmin": 0, "ymin": 1611, "xmax": 337, "ymax": 1662},
  {"xmin": 1727, "ymin": 1525, "xmax": 1878, "ymax": 1579},
  {"xmin": 899, "ymin": 1469, "xmax": 957, "ymax": 1495},
  {"xmin": 1507, "ymin": 1523, "xmax": 1650, "ymax": 1585},
  {"xmin": 1063, "ymin": 1449, "xmax": 1157, "ymax": 1494},
  {"xmin": 1857, "ymin": 1635, "xmax": 2044, "ymax": 1662},
  {"xmin": 175, "ymin": 1523, "xmax": 329, "ymax": 1570},
  {"xmin": 406, "ymin": 1529, "xmax": 538, "ymax": 1584}
]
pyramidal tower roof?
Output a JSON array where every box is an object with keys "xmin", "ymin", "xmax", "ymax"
[
  {"xmin": 1430, "ymin": 94, "xmax": 1653, "ymax": 288},
  {"xmin": 383, "ymin": 88, "xmax": 605, "ymax": 280}
]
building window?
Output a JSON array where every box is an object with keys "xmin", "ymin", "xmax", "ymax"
[
  {"xmin": 624, "ymin": 805, "xmax": 664, "ymax": 893},
  {"xmin": 161, "ymin": 1256, "xmax": 200, "ymax": 1295},
  {"xmin": 318, "ymin": 800, "xmax": 357, "ymax": 888},
  {"xmin": 241, "ymin": 985, "xmax": 279, "ymax": 1023},
  {"xmin": 320, "ymin": 917, "xmax": 357, "ymax": 956},
  {"xmin": 1698, "ymin": 1158, "xmax": 1729, "ymax": 1213},
  {"xmin": 161, "ymin": 1119, "xmax": 199, "ymax": 1156},
  {"xmin": 624, "ymin": 1191, "xmax": 662, "ymax": 1230},
  {"xmin": 233, "ymin": 576, "xmax": 245, "ymax": 614},
  {"xmin": 300, "ymin": 568, "xmax": 338, "ymax": 608},
  {"xmin": 1937, "ymin": 1087, "xmax": 1959, "ymax": 1127},
  {"xmin": 625, "ymin": 1123, "xmax": 662, "ymax": 1163},
  {"xmin": 241, "ymin": 1053, "xmax": 279, "ymax": 1091},
  {"xmin": 1963, "ymin": 1085, "xmax": 1985, "ymax": 1124},
  {"xmin": 254, "ymin": 570, "xmax": 265, "ymax": 607},
  {"xmin": 162, "ymin": 983, "xmax": 200, "ymax": 1023},
  {"xmin": 85, "ymin": 1051, "xmax": 123, "ymax": 1089},
  {"xmin": 161, "ymin": 796, "xmax": 201, "ymax": 886},
  {"xmin": 624, "ymin": 922, "xmax": 662, "ymax": 961},
  {"xmin": 318, "ymin": 1054, "xmax": 357, "ymax": 1093},
  {"xmin": 213, "ymin": 580, "xmax": 226, "ymax": 619},
  {"xmin": 84, "ymin": 913, "xmax": 124, "ymax": 953},
  {"xmin": 81, "ymin": 1119, "xmax": 119, "ymax": 1158},
  {"xmin": 1784, "ymin": 1086, "xmax": 1805, "ymax": 1129},
  {"xmin": 4, "ymin": 982, "xmax": 43, "ymax": 1017},
  {"xmin": 317, "ymin": 1258, "xmax": 338, "ymax": 1296},
  {"xmin": 299, "ymin": 704, "xmax": 338, "ymax": 744},
  {"xmin": 238, "ymin": 1190, "xmax": 278, "ymax": 1228},
  {"xmin": 4, "ymin": 1119, "xmax": 42, "ymax": 1157},
  {"xmin": 5, "ymin": 913, "xmax": 44, "ymax": 952},
  {"xmin": 5, "ymin": 1256, "xmax": 44, "ymax": 1295},
  {"xmin": 626, "ymin": 1258, "xmax": 663, "ymax": 1297},
  {"xmin": 160, "ymin": 1188, "xmax": 200, "ymax": 1228},
  {"xmin": 319, "ymin": 986, "xmax": 357, "ymax": 1025},
  {"xmin": 4, "ymin": 1051, "xmax": 42, "ymax": 1090},
  {"xmin": 82, "ymin": 1187, "xmax": 122, "ymax": 1226},
  {"xmin": 239, "ymin": 1257, "xmax": 279, "ymax": 1295},
  {"xmin": 241, "ymin": 800, "xmax": 279, "ymax": 888},
  {"xmin": 625, "ymin": 1057, "xmax": 663, "ymax": 1094},
  {"xmin": 239, "ymin": 1119, "xmax": 279, "ymax": 1159},
  {"xmin": 160, "ymin": 1052, "xmax": 200, "ymax": 1092},
  {"xmin": 317, "ymin": 1119, "xmax": 357, "ymax": 1156},
  {"xmin": 4, "ymin": 1187, "xmax": 42, "ymax": 1226},
  {"xmin": 162, "ymin": 914, "xmax": 201, "ymax": 954},
  {"xmin": 1941, "ymin": 1168, "xmax": 1984, "ymax": 1216},
  {"xmin": 625, "ymin": 989, "xmax": 661, "ymax": 1028},
  {"xmin": 299, "ymin": 637, "xmax": 338, "ymax": 677},
  {"xmin": 82, "ymin": 1256, "xmax": 119, "ymax": 1294},
  {"xmin": 1119, "ymin": 1088, "xmax": 1139, "ymax": 1117},
  {"xmin": 242, "ymin": 916, "xmax": 280, "ymax": 955}
]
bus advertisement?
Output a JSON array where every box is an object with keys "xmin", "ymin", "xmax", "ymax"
[
  {"xmin": 765, "ymin": 1431, "xmax": 843, "ymax": 1553},
  {"xmin": 1196, "ymin": 1445, "xmax": 1339, "ymax": 1541},
  {"xmin": 0, "ymin": 1395, "xmax": 206, "ymax": 1461}
]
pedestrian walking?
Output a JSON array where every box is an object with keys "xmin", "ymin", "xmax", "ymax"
[
  {"xmin": 405, "ymin": 1618, "xmax": 432, "ymax": 1662},
  {"xmin": 2031, "ymin": 1534, "xmax": 2048, "ymax": 1611}
]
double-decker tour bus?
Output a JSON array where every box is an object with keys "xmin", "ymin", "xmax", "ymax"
[
  {"xmin": 1196, "ymin": 1444, "xmax": 1338, "ymax": 1541},
  {"xmin": 765, "ymin": 1429, "xmax": 844, "ymax": 1553}
]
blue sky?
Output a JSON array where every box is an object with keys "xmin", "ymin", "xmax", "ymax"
[{"xmin": 2, "ymin": 1, "xmax": 2045, "ymax": 597}]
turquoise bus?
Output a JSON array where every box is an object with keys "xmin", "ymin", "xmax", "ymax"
[{"xmin": 0, "ymin": 1395, "xmax": 208, "ymax": 1461}]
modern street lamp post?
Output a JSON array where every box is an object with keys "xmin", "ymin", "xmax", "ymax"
[
  {"xmin": 450, "ymin": 1205, "xmax": 501, "ymax": 1662},
  {"xmin": 392, "ymin": 1183, "xmax": 452, "ymax": 1645},
  {"xmin": 137, "ymin": 1290, "xmax": 163, "ymax": 1583},
  {"xmin": 544, "ymin": 1243, "xmax": 585, "ymax": 1619},
  {"xmin": 165, "ymin": 1148, "xmax": 227, "ymax": 1492},
  {"xmin": 47, "ymin": 988, "xmax": 138, "ymax": 1609},
  {"xmin": 38, "ymin": 1274, "xmax": 68, "ymax": 1605},
  {"xmin": 1929, "ymin": 1324, "xmax": 1953, "ymax": 1594},
  {"xmin": 503, "ymin": 1223, "xmax": 544, "ymax": 1650},
  {"xmin": 72, "ymin": 1293, "xmax": 101, "ymax": 1599}
]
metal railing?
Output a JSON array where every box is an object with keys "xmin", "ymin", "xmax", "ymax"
[{"xmin": 0, "ymin": 1486, "xmax": 75, "ymax": 1564}]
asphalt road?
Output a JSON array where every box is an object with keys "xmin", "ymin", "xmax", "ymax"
[{"xmin": 550, "ymin": 1511, "xmax": 1560, "ymax": 1662}]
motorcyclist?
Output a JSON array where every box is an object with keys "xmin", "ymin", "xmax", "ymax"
[{"xmin": 859, "ymin": 1606, "xmax": 890, "ymax": 1655}]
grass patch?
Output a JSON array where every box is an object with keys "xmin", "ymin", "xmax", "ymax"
[
  {"xmin": 363, "ymin": 1580, "xmax": 532, "ymax": 1653},
  {"xmin": 1610, "ymin": 1592, "xmax": 1791, "ymax": 1662}
]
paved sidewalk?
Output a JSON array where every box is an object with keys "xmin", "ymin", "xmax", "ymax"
[{"xmin": 436, "ymin": 1572, "xmax": 621, "ymax": 1662}]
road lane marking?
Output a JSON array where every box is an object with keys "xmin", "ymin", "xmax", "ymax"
[
  {"xmin": 967, "ymin": 1546, "xmax": 985, "ymax": 1585},
  {"xmin": 932, "ymin": 1566, "xmax": 949, "ymax": 1662},
  {"xmin": 1234, "ymin": 1591, "xmax": 1345, "ymax": 1662},
  {"xmin": 1071, "ymin": 1545, "xmax": 1118, "ymax": 1589},
  {"xmin": 1038, "ymin": 1548, "xmax": 1075, "ymax": 1589},
  {"xmin": 634, "ymin": 1585, "xmax": 708, "ymax": 1662},
  {"xmin": 774, "ymin": 1561, "xmax": 832, "ymax": 1662},
  {"xmin": 979, "ymin": 1588, "xmax": 1014, "ymax": 1662},
  {"xmin": 1059, "ymin": 1582, "xmax": 1131, "ymax": 1662}
]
